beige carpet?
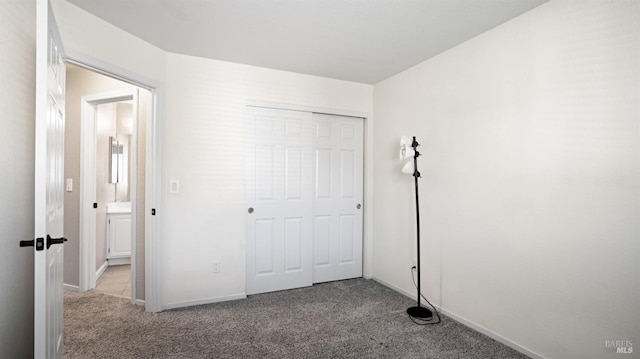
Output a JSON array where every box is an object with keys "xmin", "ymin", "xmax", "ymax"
[{"xmin": 64, "ymin": 278, "xmax": 529, "ymax": 359}]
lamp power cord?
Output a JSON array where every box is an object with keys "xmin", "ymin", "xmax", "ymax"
[{"xmin": 408, "ymin": 266, "xmax": 441, "ymax": 325}]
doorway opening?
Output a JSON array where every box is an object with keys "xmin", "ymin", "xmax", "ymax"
[{"xmin": 63, "ymin": 63, "xmax": 152, "ymax": 305}]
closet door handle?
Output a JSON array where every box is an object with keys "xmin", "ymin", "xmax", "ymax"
[
  {"xmin": 248, "ymin": 207, "xmax": 254, "ymax": 214},
  {"xmin": 357, "ymin": 204, "xmax": 361, "ymax": 209}
]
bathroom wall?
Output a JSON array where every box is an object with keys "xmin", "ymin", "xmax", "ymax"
[{"xmin": 115, "ymin": 102, "xmax": 133, "ymax": 202}]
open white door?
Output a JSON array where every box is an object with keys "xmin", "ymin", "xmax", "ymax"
[
  {"xmin": 246, "ymin": 107, "xmax": 314, "ymax": 295},
  {"xmin": 34, "ymin": 0, "xmax": 66, "ymax": 357}
]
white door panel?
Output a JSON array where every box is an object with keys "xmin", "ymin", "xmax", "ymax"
[
  {"xmin": 312, "ymin": 114, "xmax": 364, "ymax": 284},
  {"xmin": 246, "ymin": 108, "xmax": 363, "ymax": 294},
  {"xmin": 35, "ymin": 1, "xmax": 66, "ymax": 357},
  {"xmin": 246, "ymin": 108, "xmax": 313, "ymax": 295}
]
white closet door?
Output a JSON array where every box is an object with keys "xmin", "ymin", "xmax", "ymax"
[
  {"xmin": 246, "ymin": 107, "xmax": 313, "ymax": 295},
  {"xmin": 312, "ymin": 113, "xmax": 364, "ymax": 283}
]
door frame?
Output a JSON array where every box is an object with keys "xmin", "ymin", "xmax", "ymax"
[
  {"xmin": 79, "ymin": 89, "xmax": 138, "ymax": 301},
  {"xmin": 66, "ymin": 54, "xmax": 163, "ymax": 312},
  {"xmin": 245, "ymin": 100, "xmax": 374, "ymax": 282}
]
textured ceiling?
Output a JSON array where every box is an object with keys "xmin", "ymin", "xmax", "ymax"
[{"xmin": 67, "ymin": 0, "xmax": 547, "ymax": 84}]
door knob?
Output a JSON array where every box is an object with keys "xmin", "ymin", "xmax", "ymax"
[
  {"xmin": 357, "ymin": 204, "xmax": 362, "ymax": 209},
  {"xmin": 46, "ymin": 235, "xmax": 68, "ymax": 249},
  {"xmin": 248, "ymin": 207, "xmax": 254, "ymax": 214},
  {"xmin": 19, "ymin": 240, "xmax": 34, "ymax": 247},
  {"xmin": 19, "ymin": 237, "xmax": 46, "ymax": 251}
]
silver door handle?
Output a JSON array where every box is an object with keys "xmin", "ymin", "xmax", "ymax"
[
  {"xmin": 248, "ymin": 207, "xmax": 254, "ymax": 214},
  {"xmin": 357, "ymin": 204, "xmax": 361, "ymax": 209}
]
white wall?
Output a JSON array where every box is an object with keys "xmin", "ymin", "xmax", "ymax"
[
  {"xmin": 372, "ymin": 1, "xmax": 639, "ymax": 358},
  {"xmin": 48, "ymin": 1, "xmax": 638, "ymax": 356},
  {"xmin": 0, "ymin": 0, "xmax": 35, "ymax": 357},
  {"xmin": 50, "ymin": 0, "xmax": 165, "ymax": 85},
  {"xmin": 115, "ymin": 102, "xmax": 133, "ymax": 202},
  {"xmin": 162, "ymin": 53, "xmax": 373, "ymax": 306}
]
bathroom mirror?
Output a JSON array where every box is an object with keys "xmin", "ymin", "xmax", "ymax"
[{"xmin": 109, "ymin": 136, "xmax": 124, "ymax": 183}]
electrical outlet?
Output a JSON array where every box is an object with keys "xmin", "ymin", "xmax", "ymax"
[{"xmin": 211, "ymin": 260, "xmax": 221, "ymax": 274}]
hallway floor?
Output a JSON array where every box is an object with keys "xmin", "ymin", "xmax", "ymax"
[{"xmin": 95, "ymin": 264, "xmax": 131, "ymax": 299}]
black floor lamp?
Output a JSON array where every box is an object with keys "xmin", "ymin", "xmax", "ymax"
[{"xmin": 400, "ymin": 136, "xmax": 433, "ymax": 320}]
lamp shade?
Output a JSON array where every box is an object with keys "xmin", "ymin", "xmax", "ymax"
[
  {"xmin": 399, "ymin": 136, "xmax": 415, "ymax": 160},
  {"xmin": 401, "ymin": 160, "xmax": 414, "ymax": 175}
]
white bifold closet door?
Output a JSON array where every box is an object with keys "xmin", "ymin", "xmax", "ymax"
[{"xmin": 246, "ymin": 107, "xmax": 363, "ymax": 295}]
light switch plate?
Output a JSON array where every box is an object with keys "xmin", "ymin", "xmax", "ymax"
[
  {"xmin": 66, "ymin": 178, "xmax": 73, "ymax": 192},
  {"xmin": 169, "ymin": 179, "xmax": 179, "ymax": 194}
]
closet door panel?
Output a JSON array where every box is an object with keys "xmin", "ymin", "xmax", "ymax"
[
  {"xmin": 312, "ymin": 113, "xmax": 364, "ymax": 284},
  {"xmin": 246, "ymin": 108, "xmax": 313, "ymax": 295}
]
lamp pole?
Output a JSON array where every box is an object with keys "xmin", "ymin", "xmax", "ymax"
[{"xmin": 406, "ymin": 136, "xmax": 432, "ymax": 319}]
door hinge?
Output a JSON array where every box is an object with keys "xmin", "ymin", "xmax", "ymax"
[{"xmin": 151, "ymin": 208, "xmax": 156, "ymax": 215}]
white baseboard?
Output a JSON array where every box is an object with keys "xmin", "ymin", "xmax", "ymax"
[
  {"xmin": 162, "ymin": 293, "xmax": 247, "ymax": 311},
  {"xmin": 371, "ymin": 276, "xmax": 544, "ymax": 359},
  {"xmin": 95, "ymin": 261, "xmax": 108, "ymax": 280},
  {"xmin": 63, "ymin": 283, "xmax": 80, "ymax": 292},
  {"xmin": 134, "ymin": 299, "xmax": 146, "ymax": 306},
  {"xmin": 372, "ymin": 276, "xmax": 415, "ymax": 300},
  {"xmin": 108, "ymin": 257, "xmax": 131, "ymax": 266},
  {"xmin": 438, "ymin": 307, "xmax": 545, "ymax": 359}
]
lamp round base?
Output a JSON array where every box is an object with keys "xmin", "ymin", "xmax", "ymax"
[{"xmin": 407, "ymin": 306, "xmax": 432, "ymax": 319}]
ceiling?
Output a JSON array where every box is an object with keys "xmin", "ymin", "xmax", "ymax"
[{"xmin": 67, "ymin": 0, "xmax": 547, "ymax": 84}]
